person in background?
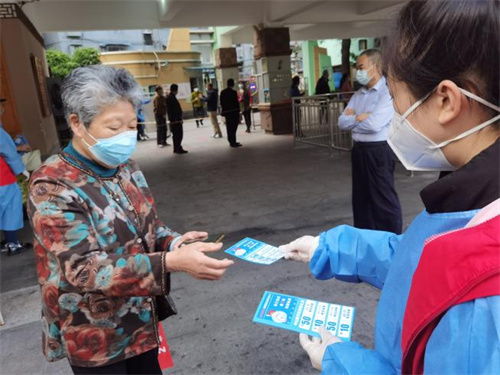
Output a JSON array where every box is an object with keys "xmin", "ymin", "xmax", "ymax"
[
  {"xmin": 14, "ymin": 134, "xmax": 42, "ymax": 172},
  {"xmin": 0, "ymin": 98, "xmax": 30, "ymax": 255},
  {"xmin": 315, "ymin": 70, "xmax": 331, "ymax": 95},
  {"xmin": 339, "ymin": 72, "xmax": 353, "ymax": 105},
  {"xmin": 315, "ymin": 70, "xmax": 331, "ymax": 125},
  {"xmin": 290, "ymin": 76, "xmax": 305, "ymax": 138},
  {"xmin": 13, "ymin": 134, "xmax": 42, "ymax": 214},
  {"xmin": 136, "ymin": 98, "xmax": 151, "ymax": 141},
  {"xmin": 191, "ymin": 88, "xmax": 205, "ymax": 128},
  {"xmin": 206, "ymin": 83, "xmax": 222, "ymax": 138},
  {"xmin": 28, "ymin": 65, "xmax": 233, "ymax": 374},
  {"xmin": 339, "ymin": 72, "xmax": 352, "ymax": 93},
  {"xmin": 153, "ymin": 86, "xmax": 169, "ymax": 148},
  {"xmin": 280, "ymin": 0, "xmax": 499, "ymax": 373},
  {"xmin": 240, "ymin": 81, "xmax": 252, "ymax": 133},
  {"xmin": 220, "ymin": 79, "xmax": 242, "ymax": 148},
  {"xmin": 166, "ymin": 84, "xmax": 188, "ymax": 154},
  {"xmin": 290, "ymin": 76, "xmax": 304, "ymax": 98},
  {"xmin": 338, "ymin": 49, "xmax": 402, "ymax": 234}
]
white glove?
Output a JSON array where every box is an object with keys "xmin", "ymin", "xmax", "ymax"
[
  {"xmin": 279, "ymin": 235, "xmax": 319, "ymax": 263},
  {"xmin": 21, "ymin": 170, "xmax": 30, "ymax": 180},
  {"xmin": 299, "ymin": 327, "xmax": 342, "ymax": 371}
]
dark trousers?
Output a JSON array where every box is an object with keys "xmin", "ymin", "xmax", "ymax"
[
  {"xmin": 224, "ymin": 113, "xmax": 239, "ymax": 145},
  {"xmin": 194, "ymin": 106, "xmax": 205, "ymax": 118},
  {"xmin": 170, "ymin": 122, "xmax": 184, "ymax": 152},
  {"xmin": 3, "ymin": 230, "xmax": 18, "ymax": 243},
  {"xmin": 155, "ymin": 114, "xmax": 167, "ymax": 145},
  {"xmin": 351, "ymin": 141, "xmax": 402, "ymax": 234},
  {"xmin": 136, "ymin": 123, "xmax": 146, "ymax": 140},
  {"xmin": 71, "ymin": 348, "xmax": 161, "ymax": 375},
  {"xmin": 242, "ymin": 109, "xmax": 251, "ymax": 130}
]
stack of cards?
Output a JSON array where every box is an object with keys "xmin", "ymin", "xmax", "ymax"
[
  {"xmin": 253, "ymin": 291, "xmax": 355, "ymax": 340},
  {"xmin": 224, "ymin": 238, "xmax": 356, "ymax": 339}
]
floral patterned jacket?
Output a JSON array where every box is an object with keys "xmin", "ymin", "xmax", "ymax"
[{"xmin": 28, "ymin": 152, "xmax": 179, "ymax": 367}]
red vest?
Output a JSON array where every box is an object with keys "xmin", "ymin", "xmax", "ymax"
[
  {"xmin": 401, "ymin": 216, "xmax": 500, "ymax": 374},
  {"xmin": 0, "ymin": 156, "xmax": 16, "ymax": 186}
]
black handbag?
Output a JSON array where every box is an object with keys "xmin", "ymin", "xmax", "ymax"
[
  {"xmin": 155, "ymin": 294, "xmax": 177, "ymax": 321},
  {"xmin": 155, "ymin": 273, "xmax": 177, "ymax": 321}
]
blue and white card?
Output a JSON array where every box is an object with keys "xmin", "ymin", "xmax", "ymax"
[
  {"xmin": 253, "ymin": 291, "xmax": 355, "ymax": 340},
  {"xmin": 225, "ymin": 238, "xmax": 284, "ymax": 265}
]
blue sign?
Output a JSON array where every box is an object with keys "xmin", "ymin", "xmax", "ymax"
[
  {"xmin": 225, "ymin": 238, "xmax": 284, "ymax": 265},
  {"xmin": 253, "ymin": 291, "xmax": 355, "ymax": 339}
]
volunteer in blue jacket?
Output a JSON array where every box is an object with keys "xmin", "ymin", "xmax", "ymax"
[{"xmin": 280, "ymin": 0, "xmax": 500, "ymax": 373}]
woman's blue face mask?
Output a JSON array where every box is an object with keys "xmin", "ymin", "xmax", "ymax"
[{"xmin": 83, "ymin": 129, "xmax": 137, "ymax": 168}]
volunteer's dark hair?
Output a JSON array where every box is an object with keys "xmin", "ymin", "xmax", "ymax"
[
  {"xmin": 292, "ymin": 76, "xmax": 300, "ymax": 87},
  {"xmin": 170, "ymin": 84, "xmax": 178, "ymax": 91},
  {"xmin": 227, "ymin": 79, "xmax": 235, "ymax": 87},
  {"xmin": 385, "ymin": 0, "xmax": 499, "ymax": 108}
]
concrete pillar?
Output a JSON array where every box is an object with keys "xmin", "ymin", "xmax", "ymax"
[
  {"xmin": 214, "ymin": 47, "xmax": 239, "ymax": 90},
  {"xmin": 253, "ymin": 27, "xmax": 292, "ymax": 134},
  {"xmin": 166, "ymin": 28, "xmax": 191, "ymax": 51}
]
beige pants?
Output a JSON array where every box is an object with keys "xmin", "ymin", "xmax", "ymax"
[{"xmin": 208, "ymin": 111, "xmax": 222, "ymax": 135}]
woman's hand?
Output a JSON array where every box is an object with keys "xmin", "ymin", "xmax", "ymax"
[
  {"xmin": 173, "ymin": 231, "xmax": 208, "ymax": 249},
  {"xmin": 165, "ymin": 242, "xmax": 234, "ymax": 280},
  {"xmin": 279, "ymin": 235, "xmax": 319, "ymax": 263}
]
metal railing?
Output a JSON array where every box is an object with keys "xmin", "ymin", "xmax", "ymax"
[{"xmin": 292, "ymin": 92, "xmax": 355, "ymax": 151}]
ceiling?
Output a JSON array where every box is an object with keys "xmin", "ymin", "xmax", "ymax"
[{"xmin": 16, "ymin": 0, "xmax": 407, "ymax": 41}]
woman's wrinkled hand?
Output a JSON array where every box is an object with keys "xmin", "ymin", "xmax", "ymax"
[
  {"xmin": 165, "ymin": 242, "xmax": 234, "ymax": 280},
  {"xmin": 173, "ymin": 231, "xmax": 208, "ymax": 249}
]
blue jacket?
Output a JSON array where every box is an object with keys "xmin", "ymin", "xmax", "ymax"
[{"xmin": 311, "ymin": 210, "xmax": 500, "ymax": 374}]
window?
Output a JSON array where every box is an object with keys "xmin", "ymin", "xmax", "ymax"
[
  {"xmin": 67, "ymin": 32, "xmax": 82, "ymax": 39},
  {"xmin": 358, "ymin": 39, "xmax": 368, "ymax": 51},
  {"xmin": 69, "ymin": 44, "xmax": 82, "ymax": 54},
  {"xmin": 143, "ymin": 33, "xmax": 153, "ymax": 46},
  {"xmin": 101, "ymin": 44, "xmax": 128, "ymax": 52}
]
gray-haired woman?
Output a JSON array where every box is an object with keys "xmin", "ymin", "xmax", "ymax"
[{"xmin": 27, "ymin": 65, "xmax": 233, "ymax": 374}]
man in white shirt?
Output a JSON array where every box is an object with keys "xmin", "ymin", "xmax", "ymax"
[{"xmin": 338, "ymin": 49, "xmax": 402, "ymax": 234}]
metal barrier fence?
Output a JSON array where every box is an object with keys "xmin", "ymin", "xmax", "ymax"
[{"xmin": 292, "ymin": 92, "xmax": 355, "ymax": 151}]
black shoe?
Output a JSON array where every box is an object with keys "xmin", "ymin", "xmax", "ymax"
[
  {"xmin": 196, "ymin": 120, "xmax": 199, "ymax": 127},
  {"xmin": 174, "ymin": 149, "xmax": 188, "ymax": 154},
  {"xmin": 230, "ymin": 143, "xmax": 242, "ymax": 148},
  {"xmin": 5, "ymin": 242, "xmax": 32, "ymax": 256}
]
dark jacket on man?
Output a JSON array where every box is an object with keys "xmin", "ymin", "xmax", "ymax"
[
  {"xmin": 220, "ymin": 87, "xmax": 239, "ymax": 117},
  {"xmin": 166, "ymin": 93, "xmax": 183, "ymax": 123},
  {"xmin": 206, "ymin": 89, "xmax": 218, "ymax": 112},
  {"xmin": 315, "ymin": 77, "xmax": 331, "ymax": 95}
]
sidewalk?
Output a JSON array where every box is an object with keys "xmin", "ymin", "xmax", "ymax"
[{"xmin": 0, "ymin": 117, "xmax": 438, "ymax": 374}]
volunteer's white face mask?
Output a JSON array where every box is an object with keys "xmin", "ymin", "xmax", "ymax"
[{"xmin": 388, "ymin": 88, "xmax": 500, "ymax": 171}]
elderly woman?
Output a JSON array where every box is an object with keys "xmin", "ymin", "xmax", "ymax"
[{"xmin": 28, "ymin": 65, "xmax": 233, "ymax": 374}]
